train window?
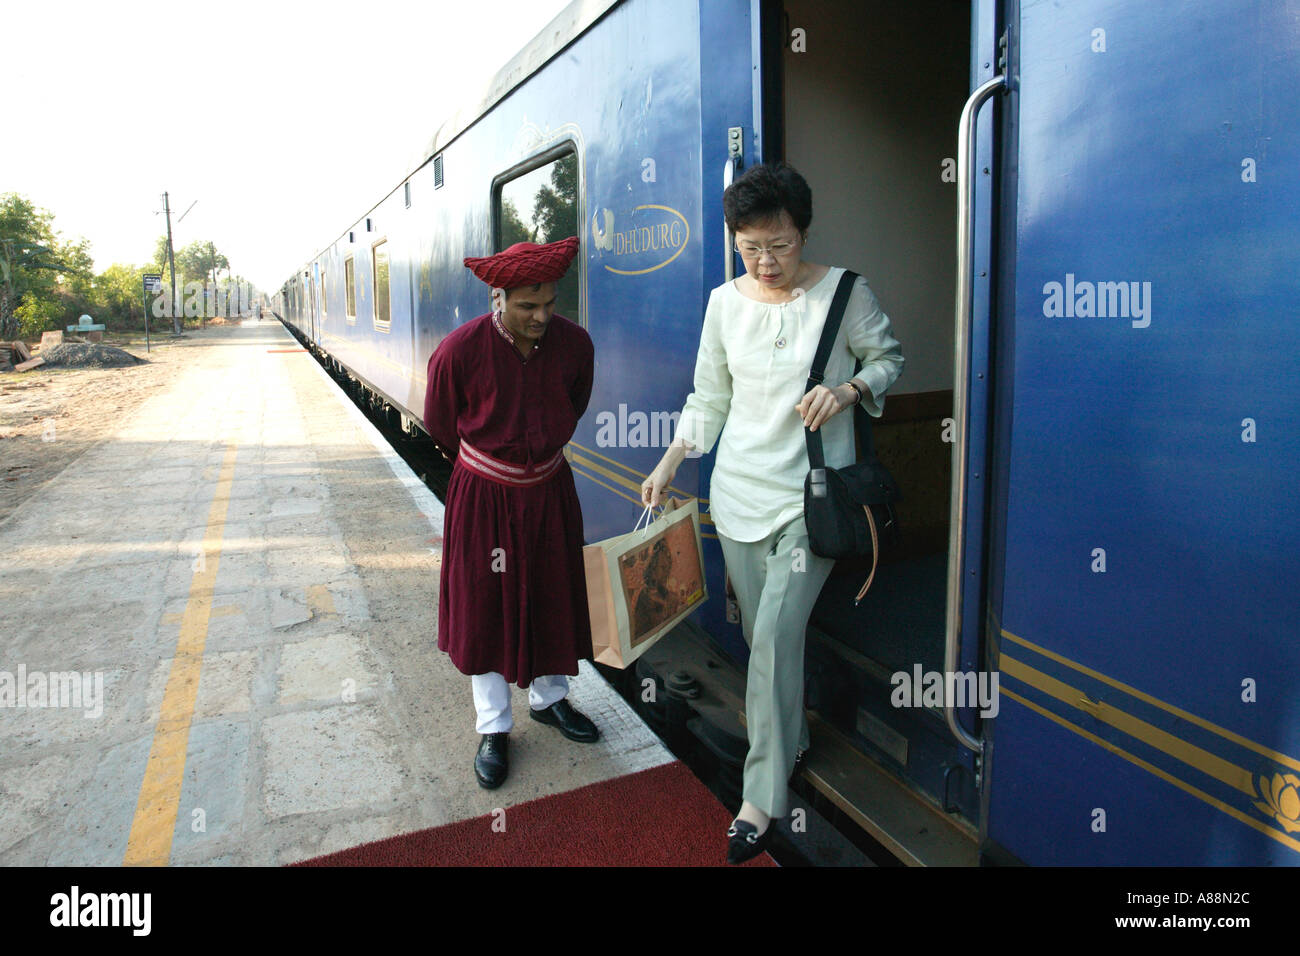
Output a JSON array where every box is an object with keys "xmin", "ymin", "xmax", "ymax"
[
  {"xmin": 434, "ymin": 154, "xmax": 444, "ymax": 189},
  {"xmin": 494, "ymin": 148, "xmax": 580, "ymax": 325},
  {"xmin": 373, "ymin": 239, "xmax": 390, "ymax": 331},
  {"xmin": 345, "ymin": 255, "xmax": 356, "ymax": 324},
  {"xmin": 320, "ymin": 269, "xmax": 327, "ymax": 322},
  {"xmin": 404, "ymin": 182, "xmax": 412, "ymax": 208}
]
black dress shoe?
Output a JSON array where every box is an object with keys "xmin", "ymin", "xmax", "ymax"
[
  {"xmin": 474, "ymin": 732, "xmax": 509, "ymax": 789},
  {"xmin": 726, "ymin": 818, "xmax": 774, "ymax": 864},
  {"xmin": 529, "ymin": 698, "xmax": 600, "ymax": 743}
]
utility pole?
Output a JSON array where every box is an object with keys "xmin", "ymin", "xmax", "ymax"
[
  {"xmin": 207, "ymin": 241, "xmax": 218, "ymax": 330},
  {"xmin": 163, "ymin": 192, "xmax": 180, "ymax": 335}
]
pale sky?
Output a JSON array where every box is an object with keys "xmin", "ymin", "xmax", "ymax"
[{"xmin": 2, "ymin": 0, "xmax": 574, "ymax": 292}]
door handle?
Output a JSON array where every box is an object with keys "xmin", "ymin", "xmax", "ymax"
[
  {"xmin": 944, "ymin": 73, "xmax": 1006, "ymax": 756},
  {"xmin": 723, "ymin": 155, "xmax": 739, "ymax": 283}
]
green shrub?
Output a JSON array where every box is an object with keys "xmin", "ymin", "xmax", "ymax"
[{"xmin": 15, "ymin": 294, "xmax": 61, "ymax": 340}]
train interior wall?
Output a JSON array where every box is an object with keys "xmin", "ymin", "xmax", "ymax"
[
  {"xmin": 782, "ymin": 0, "xmax": 976, "ymax": 802},
  {"xmin": 784, "ymin": 0, "xmax": 969, "ymax": 552}
]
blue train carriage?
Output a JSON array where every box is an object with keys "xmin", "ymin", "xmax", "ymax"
[
  {"xmin": 985, "ymin": 0, "xmax": 1300, "ymax": 866},
  {"xmin": 275, "ymin": 0, "xmax": 1300, "ymax": 866}
]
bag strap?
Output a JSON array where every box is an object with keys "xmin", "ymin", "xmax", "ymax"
[
  {"xmin": 803, "ymin": 270, "xmax": 886, "ymax": 604},
  {"xmin": 804, "ymin": 269, "xmax": 860, "ymax": 469}
]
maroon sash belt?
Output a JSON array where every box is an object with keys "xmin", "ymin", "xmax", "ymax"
[{"xmin": 456, "ymin": 438, "xmax": 565, "ymax": 487}]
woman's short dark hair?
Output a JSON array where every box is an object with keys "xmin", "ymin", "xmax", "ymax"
[{"xmin": 723, "ymin": 162, "xmax": 813, "ymax": 234}]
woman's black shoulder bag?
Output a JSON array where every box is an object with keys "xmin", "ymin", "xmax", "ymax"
[{"xmin": 802, "ymin": 270, "xmax": 901, "ymax": 604}]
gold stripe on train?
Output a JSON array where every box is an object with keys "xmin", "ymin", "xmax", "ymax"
[
  {"xmin": 1000, "ymin": 655, "xmax": 1257, "ymax": 797},
  {"xmin": 1002, "ymin": 628, "xmax": 1300, "ymax": 774},
  {"xmin": 568, "ymin": 439, "xmax": 708, "ymax": 511},
  {"xmin": 567, "ymin": 446, "xmax": 713, "ymax": 527},
  {"xmin": 566, "ymin": 457, "xmax": 717, "ymax": 540},
  {"xmin": 1001, "ymin": 686, "xmax": 1300, "ymax": 855}
]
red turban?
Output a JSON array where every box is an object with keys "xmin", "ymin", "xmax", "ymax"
[{"xmin": 463, "ymin": 236, "xmax": 580, "ymax": 289}]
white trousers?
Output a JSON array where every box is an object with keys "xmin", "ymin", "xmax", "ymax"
[{"xmin": 471, "ymin": 672, "xmax": 569, "ymax": 734}]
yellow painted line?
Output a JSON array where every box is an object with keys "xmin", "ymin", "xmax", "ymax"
[
  {"xmin": 160, "ymin": 604, "xmax": 241, "ymax": 626},
  {"xmin": 124, "ymin": 442, "xmax": 238, "ymax": 867},
  {"xmin": 1001, "ymin": 687, "xmax": 1300, "ymax": 855},
  {"xmin": 1001, "ymin": 654, "xmax": 1255, "ymax": 797},
  {"xmin": 1003, "ymin": 628, "xmax": 1300, "ymax": 773}
]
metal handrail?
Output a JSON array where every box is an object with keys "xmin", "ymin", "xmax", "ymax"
[{"xmin": 944, "ymin": 73, "xmax": 1006, "ymax": 755}]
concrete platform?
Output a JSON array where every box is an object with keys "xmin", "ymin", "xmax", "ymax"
[{"xmin": 0, "ymin": 318, "xmax": 672, "ymax": 866}]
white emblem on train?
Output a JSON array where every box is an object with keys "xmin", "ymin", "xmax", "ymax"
[{"xmin": 592, "ymin": 205, "xmax": 690, "ymax": 275}]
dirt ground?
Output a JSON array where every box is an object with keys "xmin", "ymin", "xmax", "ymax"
[{"xmin": 0, "ymin": 331, "xmax": 207, "ymax": 526}]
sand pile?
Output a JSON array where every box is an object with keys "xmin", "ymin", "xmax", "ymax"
[{"xmin": 38, "ymin": 343, "xmax": 147, "ymax": 369}]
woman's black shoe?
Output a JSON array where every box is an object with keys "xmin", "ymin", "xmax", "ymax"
[{"xmin": 726, "ymin": 818, "xmax": 774, "ymax": 864}]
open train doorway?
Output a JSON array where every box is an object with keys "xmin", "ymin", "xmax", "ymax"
[{"xmin": 775, "ymin": 0, "xmax": 986, "ymax": 854}]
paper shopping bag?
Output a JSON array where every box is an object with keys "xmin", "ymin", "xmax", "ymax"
[{"xmin": 584, "ymin": 497, "xmax": 708, "ymax": 668}]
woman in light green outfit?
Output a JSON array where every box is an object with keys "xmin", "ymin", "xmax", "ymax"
[{"xmin": 642, "ymin": 162, "xmax": 902, "ymax": 864}]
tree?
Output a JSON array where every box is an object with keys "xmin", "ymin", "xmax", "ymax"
[
  {"xmin": 0, "ymin": 193, "xmax": 69, "ymax": 340},
  {"xmin": 499, "ymin": 198, "xmax": 534, "ymax": 248},
  {"xmin": 531, "ymin": 155, "xmax": 579, "ymax": 315},
  {"xmin": 56, "ymin": 236, "xmax": 97, "ymax": 321},
  {"xmin": 96, "ymin": 263, "xmax": 145, "ymax": 325},
  {"xmin": 171, "ymin": 238, "xmax": 230, "ymax": 298},
  {"xmin": 533, "ymin": 152, "xmax": 577, "ymax": 244},
  {"xmin": 151, "ymin": 236, "xmax": 177, "ymax": 286}
]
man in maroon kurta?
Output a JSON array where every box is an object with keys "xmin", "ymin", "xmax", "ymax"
[{"xmin": 423, "ymin": 235, "xmax": 600, "ymax": 789}]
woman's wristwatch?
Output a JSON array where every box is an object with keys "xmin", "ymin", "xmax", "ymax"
[{"xmin": 844, "ymin": 380, "xmax": 864, "ymax": 405}]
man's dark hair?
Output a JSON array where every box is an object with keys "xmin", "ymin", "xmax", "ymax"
[{"xmin": 723, "ymin": 162, "xmax": 813, "ymax": 234}]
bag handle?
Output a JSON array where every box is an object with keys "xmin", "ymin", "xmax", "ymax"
[
  {"xmin": 855, "ymin": 506, "xmax": 880, "ymax": 605},
  {"xmin": 632, "ymin": 503, "xmax": 663, "ymax": 537},
  {"xmin": 633, "ymin": 496, "xmax": 685, "ymax": 536}
]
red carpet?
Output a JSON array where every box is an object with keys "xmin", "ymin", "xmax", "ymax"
[{"xmin": 292, "ymin": 760, "xmax": 775, "ymax": 867}]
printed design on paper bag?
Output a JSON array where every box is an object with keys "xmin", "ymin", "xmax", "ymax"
[{"xmin": 617, "ymin": 518, "xmax": 704, "ymax": 646}]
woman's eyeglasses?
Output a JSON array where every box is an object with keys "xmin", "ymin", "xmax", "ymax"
[{"xmin": 734, "ymin": 239, "xmax": 799, "ymax": 259}]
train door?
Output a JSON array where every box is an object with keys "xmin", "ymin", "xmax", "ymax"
[
  {"xmin": 765, "ymin": 0, "xmax": 1001, "ymax": 861},
  {"xmin": 984, "ymin": 0, "xmax": 1300, "ymax": 866},
  {"xmin": 309, "ymin": 263, "xmax": 320, "ymax": 344}
]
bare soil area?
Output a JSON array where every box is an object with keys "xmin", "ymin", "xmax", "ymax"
[{"xmin": 0, "ymin": 334, "xmax": 199, "ymax": 526}]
